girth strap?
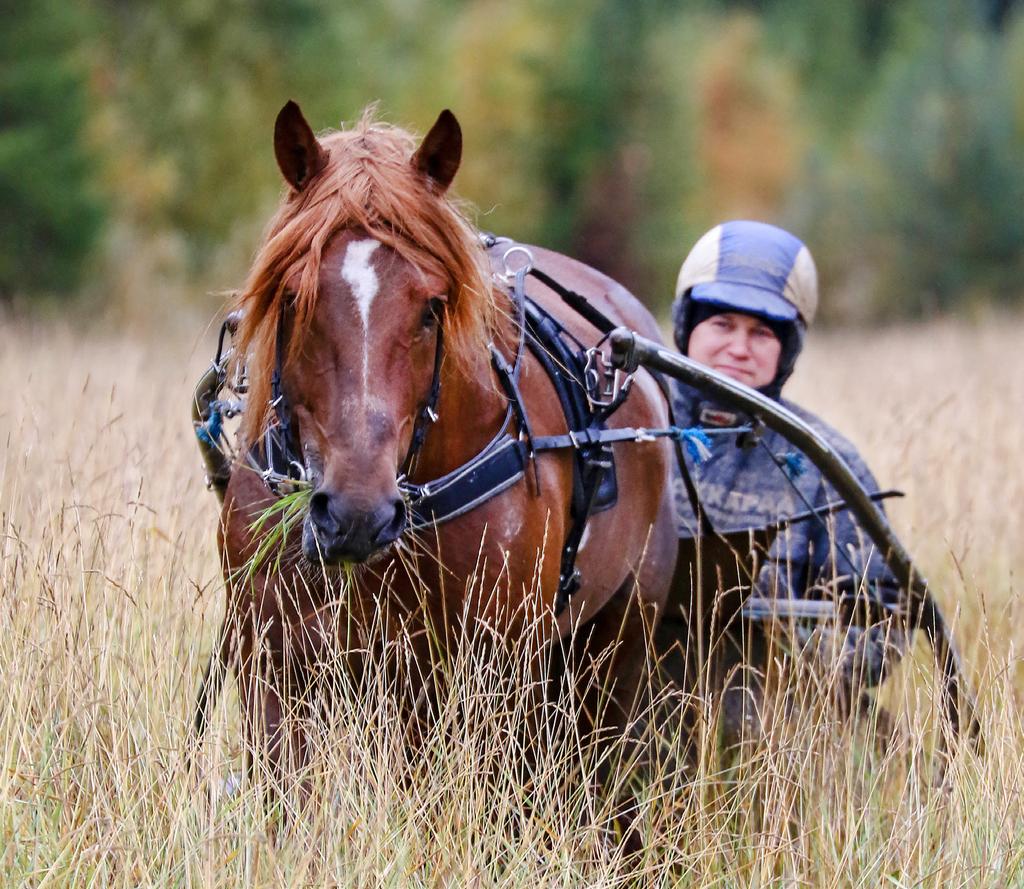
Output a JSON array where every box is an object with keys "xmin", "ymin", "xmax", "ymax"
[{"xmin": 553, "ymin": 444, "xmax": 613, "ymax": 612}]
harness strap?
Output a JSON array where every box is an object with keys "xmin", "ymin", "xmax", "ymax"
[
  {"xmin": 403, "ymin": 425, "xmax": 684, "ymax": 540},
  {"xmin": 523, "ymin": 306, "xmax": 594, "ymax": 516},
  {"xmin": 554, "ymin": 450, "xmax": 612, "ymax": 613},
  {"xmin": 490, "ymin": 345, "xmax": 537, "ymax": 463},
  {"xmin": 269, "ymin": 310, "xmax": 293, "ymax": 447},
  {"xmin": 527, "ymin": 254, "xmax": 713, "ymax": 539},
  {"xmin": 401, "ymin": 323, "xmax": 444, "ymax": 477},
  {"xmin": 405, "ymin": 436, "xmax": 529, "ymax": 530},
  {"xmin": 404, "ymin": 264, "xmax": 532, "ymax": 528},
  {"xmin": 533, "ymin": 426, "xmax": 674, "ymax": 450},
  {"xmin": 647, "ymin": 371, "xmax": 716, "ymax": 538},
  {"xmin": 528, "ymin": 267, "xmax": 616, "ymax": 336}
]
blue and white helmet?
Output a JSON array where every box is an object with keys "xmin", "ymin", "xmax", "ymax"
[{"xmin": 672, "ymin": 220, "xmax": 819, "ymax": 393}]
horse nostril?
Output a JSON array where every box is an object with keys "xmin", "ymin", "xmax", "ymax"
[
  {"xmin": 374, "ymin": 496, "xmax": 407, "ymax": 546},
  {"xmin": 309, "ymin": 490, "xmax": 336, "ymax": 531},
  {"xmin": 392, "ymin": 497, "xmax": 407, "ymax": 532}
]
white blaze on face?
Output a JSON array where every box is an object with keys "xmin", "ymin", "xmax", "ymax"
[
  {"xmin": 342, "ymin": 239, "xmax": 382, "ymax": 327},
  {"xmin": 340, "ymin": 238, "xmax": 382, "ymax": 389}
]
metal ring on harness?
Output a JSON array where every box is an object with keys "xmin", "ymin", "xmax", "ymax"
[{"xmin": 500, "ymin": 246, "xmax": 534, "ymax": 283}]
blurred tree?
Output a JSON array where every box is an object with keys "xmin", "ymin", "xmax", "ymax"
[
  {"xmin": 87, "ymin": 0, "xmax": 479, "ymax": 285},
  {"xmin": 443, "ymin": 0, "xmax": 556, "ymax": 239},
  {"xmin": 90, "ymin": 0, "xmax": 331, "ymax": 268},
  {"xmin": 532, "ymin": 0, "xmax": 677, "ymax": 295},
  {"xmin": 986, "ymin": 0, "xmax": 1019, "ymax": 30},
  {"xmin": 628, "ymin": 9, "xmax": 806, "ymax": 311},
  {"xmin": 629, "ymin": 8, "xmax": 707, "ymax": 308},
  {"xmin": 5, "ymin": 0, "xmax": 1022, "ymax": 320},
  {"xmin": 803, "ymin": 0, "xmax": 1024, "ymax": 319},
  {"xmin": 762, "ymin": 0, "xmax": 895, "ymax": 136},
  {"xmin": 688, "ymin": 14, "xmax": 804, "ymax": 221},
  {"xmin": 0, "ymin": 0, "xmax": 105, "ymax": 298}
]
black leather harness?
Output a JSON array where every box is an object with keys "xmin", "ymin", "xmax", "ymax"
[{"xmin": 250, "ymin": 238, "xmax": 701, "ymax": 614}]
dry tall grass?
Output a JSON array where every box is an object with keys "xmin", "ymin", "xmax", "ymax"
[{"xmin": 1, "ymin": 312, "xmax": 1021, "ymax": 886}]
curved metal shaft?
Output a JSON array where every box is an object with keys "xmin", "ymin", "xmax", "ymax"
[{"xmin": 609, "ymin": 327, "xmax": 981, "ymax": 743}]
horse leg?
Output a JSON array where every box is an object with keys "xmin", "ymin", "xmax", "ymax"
[
  {"xmin": 560, "ymin": 579, "xmax": 657, "ymax": 853},
  {"xmin": 655, "ymin": 537, "xmax": 778, "ymax": 762},
  {"xmin": 563, "ymin": 517, "xmax": 675, "ymax": 848},
  {"xmin": 237, "ymin": 668, "xmax": 317, "ymax": 830},
  {"xmin": 188, "ymin": 617, "xmax": 235, "ymax": 774},
  {"xmin": 233, "ymin": 614, "xmax": 313, "ymax": 823}
]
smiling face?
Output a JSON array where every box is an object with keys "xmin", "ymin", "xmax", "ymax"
[
  {"xmin": 285, "ymin": 229, "xmax": 447, "ymax": 564},
  {"xmin": 686, "ymin": 311, "xmax": 782, "ymax": 389}
]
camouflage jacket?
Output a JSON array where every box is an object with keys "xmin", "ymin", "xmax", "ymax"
[{"xmin": 669, "ymin": 380, "xmax": 899, "ymax": 602}]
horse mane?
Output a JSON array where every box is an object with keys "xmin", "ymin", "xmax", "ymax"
[{"xmin": 232, "ymin": 107, "xmax": 495, "ymax": 446}]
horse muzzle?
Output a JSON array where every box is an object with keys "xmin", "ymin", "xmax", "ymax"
[{"xmin": 302, "ymin": 488, "xmax": 407, "ymax": 564}]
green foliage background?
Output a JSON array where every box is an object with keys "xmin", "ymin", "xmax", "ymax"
[{"xmin": 3, "ymin": 0, "xmax": 1023, "ymax": 322}]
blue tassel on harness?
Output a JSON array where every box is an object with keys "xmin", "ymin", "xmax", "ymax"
[
  {"xmin": 781, "ymin": 451, "xmax": 806, "ymax": 479},
  {"xmin": 672, "ymin": 426, "xmax": 714, "ymax": 465},
  {"xmin": 197, "ymin": 404, "xmax": 223, "ymax": 447}
]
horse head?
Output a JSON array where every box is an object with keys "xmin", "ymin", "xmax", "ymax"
[
  {"xmin": 235, "ymin": 101, "xmax": 492, "ymax": 566},
  {"xmin": 289, "ymin": 224, "xmax": 446, "ymax": 564}
]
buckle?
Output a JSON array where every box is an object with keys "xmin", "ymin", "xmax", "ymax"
[{"xmin": 583, "ymin": 347, "xmax": 634, "ymax": 410}]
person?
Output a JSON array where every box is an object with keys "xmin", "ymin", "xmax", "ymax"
[{"xmin": 666, "ymin": 220, "xmax": 906, "ymax": 717}]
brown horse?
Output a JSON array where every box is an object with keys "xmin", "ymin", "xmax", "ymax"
[{"xmin": 214, "ymin": 102, "xmax": 678, "ymax": 793}]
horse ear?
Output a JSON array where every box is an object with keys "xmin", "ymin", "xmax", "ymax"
[
  {"xmin": 274, "ymin": 100, "xmax": 327, "ymax": 192},
  {"xmin": 411, "ymin": 109, "xmax": 462, "ymax": 193}
]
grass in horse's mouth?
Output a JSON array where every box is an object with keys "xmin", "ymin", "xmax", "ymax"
[{"xmin": 246, "ymin": 484, "xmax": 312, "ymax": 577}]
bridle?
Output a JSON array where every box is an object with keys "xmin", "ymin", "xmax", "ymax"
[
  {"xmin": 258, "ymin": 297, "xmax": 445, "ymax": 494},
  {"xmin": 255, "ymin": 241, "xmax": 530, "ymax": 506}
]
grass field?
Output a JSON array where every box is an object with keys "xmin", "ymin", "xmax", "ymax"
[{"xmin": 0, "ymin": 312, "xmax": 1021, "ymax": 886}]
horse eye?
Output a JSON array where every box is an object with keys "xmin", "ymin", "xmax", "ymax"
[{"xmin": 421, "ymin": 297, "xmax": 444, "ymax": 330}]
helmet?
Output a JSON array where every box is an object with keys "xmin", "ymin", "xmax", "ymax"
[
  {"xmin": 672, "ymin": 220, "xmax": 819, "ymax": 395},
  {"xmin": 675, "ymin": 220, "xmax": 818, "ymax": 324}
]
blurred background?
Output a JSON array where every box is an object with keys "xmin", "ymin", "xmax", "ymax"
[{"xmin": 3, "ymin": 0, "xmax": 1023, "ymax": 325}]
